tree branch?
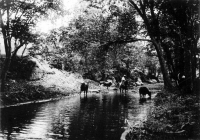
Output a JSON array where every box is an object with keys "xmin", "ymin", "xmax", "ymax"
[
  {"xmin": 11, "ymin": 40, "xmax": 27, "ymax": 58},
  {"xmin": 129, "ymin": 0, "xmax": 144, "ymax": 18},
  {"xmin": 129, "ymin": 0, "xmax": 152, "ymax": 37},
  {"xmin": 99, "ymin": 38, "xmax": 152, "ymax": 51}
]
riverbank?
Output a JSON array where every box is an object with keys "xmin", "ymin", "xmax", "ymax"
[
  {"xmin": 0, "ymin": 69, "xmax": 100, "ymax": 108},
  {"xmin": 125, "ymin": 85, "xmax": 200, "ymax": 140},
  {"xmin": 1, "ymin": 56, "xmax": 103, "ymax": 108},
  {"xmin": 120, "ymin": 83, "xmax": 164, "ymax": 140}
]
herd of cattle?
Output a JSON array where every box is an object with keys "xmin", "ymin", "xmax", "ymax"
[{"xmin": 80, "ymin": 78, "xmax": 151, "ymax": 99}]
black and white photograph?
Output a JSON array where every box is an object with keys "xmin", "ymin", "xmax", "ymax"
[{"xmin": 0, "ymin": 0, "xmax": 200, "ymax": 139}]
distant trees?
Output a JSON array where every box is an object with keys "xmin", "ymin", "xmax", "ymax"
[
  {"xmin": 0, "ymin": 0, "xmax": 63, "ymax": 92},
  {"xmin": 22, "ymin": 0, "xmax": 156, "ymax": 82},
  {"xmin": 39, "ymin": 0, "xmax": 157, "ymax": 81},
  {"xmin": 57, "ymin": 0, "xmax": 147, "ymax": 79}
]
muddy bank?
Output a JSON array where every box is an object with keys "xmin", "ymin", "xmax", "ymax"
[{"xmin": 124, "ymin": 84, "xmax": 200, "ymax": 140}]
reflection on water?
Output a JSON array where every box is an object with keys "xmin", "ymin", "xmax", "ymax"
[{"xmin": 0, "ymin": 90, "xmax": 141, "ymax": 140}]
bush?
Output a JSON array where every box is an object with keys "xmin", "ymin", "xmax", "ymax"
[
  {"xmin": 127, "ymin": 89, "xmax": 200, "ymax": 140},
  {"xmin": 9, "ymin": 56, "xmax": 35, "ymax": 79}
]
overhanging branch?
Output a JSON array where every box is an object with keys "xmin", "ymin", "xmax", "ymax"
[{"xmin": 99, "ymin": 38, "xmax": 152, "ymax": 51}]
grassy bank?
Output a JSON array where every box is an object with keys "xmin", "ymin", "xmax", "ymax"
[
  {"xmin": 0, "ymin": 71, "xmax": 100, "ymax": 107},
  {"xmin": 0, "ymin": 80, "xmax": 70, "ymax": 106},
  {"xmin": 126, "ymin": 89, "xmax": 200, "ymax": 140}
]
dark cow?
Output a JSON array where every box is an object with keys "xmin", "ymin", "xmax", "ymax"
[
  {"xmin": 80, "ymin": 82, "xmax": 89, "ymax": 95},
  {"xmin": 139, "ymin": 86, "xmax": 151, "ymax": 99},
  {"xmin": 100, "ymin": 81, "xmax": 112, "ymax": 89},
  {"xmin": 119, "ymin": 80, "xmax": 128, "ymax": 94}
]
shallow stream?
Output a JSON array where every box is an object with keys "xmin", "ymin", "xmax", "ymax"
[{"xmin": 0, "ymin": 85, "xmax": 160, "ymax": 140}]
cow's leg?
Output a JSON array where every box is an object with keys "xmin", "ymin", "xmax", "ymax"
[
  {"xmin": 122, "ymin": 86, "xmax": 125, "ymax": 94},
  {"xmin": 121, "ymin": 88, "xmax": 124, "ymax": 95}
]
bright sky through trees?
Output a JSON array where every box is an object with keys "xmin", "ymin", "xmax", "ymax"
[
  {"xmin": 35, "ymin": 0, "xmax": 79, "ymax": 33},
  {"xmin": 0, "ymin": 0, "xmax": 79, "ymax": 55}
]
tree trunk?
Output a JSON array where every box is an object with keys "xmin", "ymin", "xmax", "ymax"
[
  {"xmin": 0, "ymin": 35, "xmax": 11, "ymax": 92},
  {"xmin": 1, "ymin": 56, "xmax": 11, "ymax": 92},
  {"xmin": 184, "ymin": 49, "xmax": 191, "ymax": 93},
  {"xmin": 152, "ymin": 39, "xmax": 173, "ymax": 90},
  {"xmin": 0, "ymin": 3, "xmax": 11, "ymax": 92},
  {"xmin": 11, "ymin": 43, "xmax": 25, "ymax": 60},
  {"xmin": 129, "ymin": 0, "xmax": 173, "ymax": 89},
  {"xmin": 21, "ymin": 44, "xmax": 27, "ymax": 57},
  {"xmin": 0, "ymin": 31, "xmax": 11, "ymax": 92},
  {"xmin": 191, "ymin": 43, "xmax": 197, "ymax": 92}
]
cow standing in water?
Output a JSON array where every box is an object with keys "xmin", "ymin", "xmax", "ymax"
[
  {"xmin": 139, "ymin": 87, "xmax": 151, "ymax": 99},
  {"xmin": 100, "ymin": 81, "xmax": 112, "ymax": 89},
  {"xmin": 80, "ymin": 82, "xmax": 89, "ymax": 96}
]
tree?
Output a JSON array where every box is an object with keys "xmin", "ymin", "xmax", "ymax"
[
  {"xmin": 129, "ymin": 0, "xmax": 199, "ymax": 92},
  {"xmin": 63, "ymin": 0, "xmax": 141, "ymax": 75},
  {"xmin": 80, "ymin": 0, "xmax": 199, "ymax": 92},
  {"xmin": 55, "ymin": 0, "xmax": 152, "ymax": 80},
  {"xmin": 128, "ymin": 0, "xmax": 173, "ymax": 89},
  {"xmin": 0, "ymin": 0, "xmax": 63, "ymax": 92},
  {"xmin": 160, "ymin": 0, "xmax": 199, "ymax": 92}
]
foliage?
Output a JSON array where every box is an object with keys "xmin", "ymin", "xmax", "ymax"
[
  {"xmin": 0, "ymin": 0, "xmax": 64, "ymax": 91},
  {"xmin": 24, "ymin": 0, "xmax": 159, "ymax": 82},
  {"xmin": 158, "ymin": 0, "xmax": 199, "ymax": 92},
  {"xmin": 1, "ymin": 80, "xmax": 67, "ymax": 106},
  {"xmin": 126, "ymin": 91, "xmax": 200, "ymax": 140},
  {"xmin": 28, "ymin": 0, "xmax": 162, "ymax": 82},
  {"xmin": 9, "ymin": 56, "xmax": 36, "ymax": 79},
  {"xmin": 5, "ymin": 0, "xmax": 198, "ymax": 93},
  {"xmin": 129, "ymin": 0, "xmax": 199, "ymax": 92},
  {"xmin": 54, "ymin": 0, "xmax": 144, "ymax": 79}
]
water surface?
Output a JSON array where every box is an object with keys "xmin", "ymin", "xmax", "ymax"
[{"xmin": 0, "ymin": 89, "xmax": 152, "ymax": 140}]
